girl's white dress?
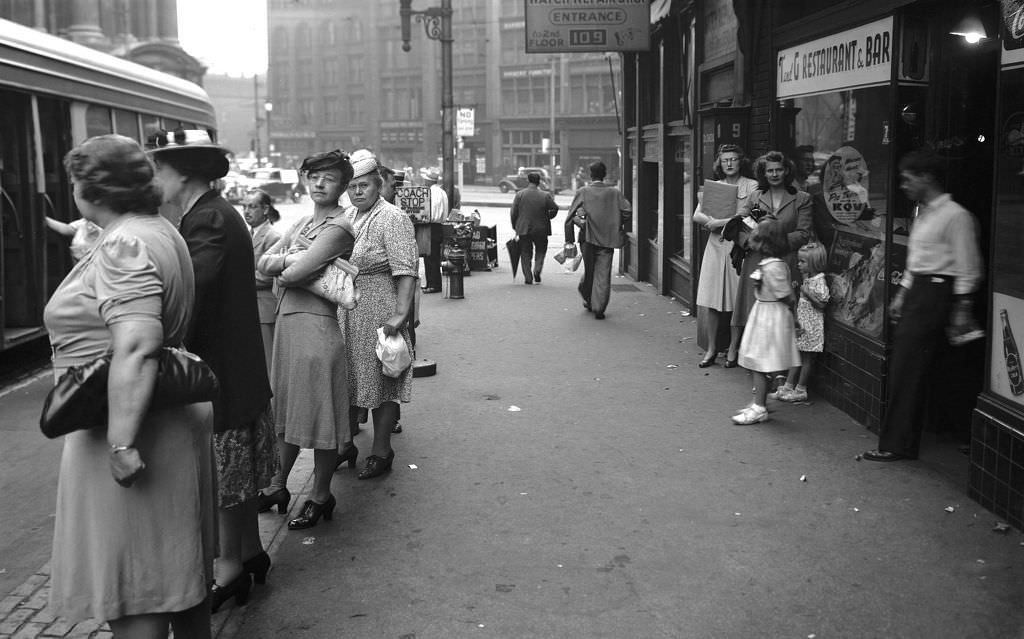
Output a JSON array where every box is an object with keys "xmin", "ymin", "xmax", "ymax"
[
  {"xmin": 796, "ymin": 272, "xmax": 829, "ymax": 352},
  {"xmin": 738, "ymin": 257, "xmax": 800, "ymax": 372}
]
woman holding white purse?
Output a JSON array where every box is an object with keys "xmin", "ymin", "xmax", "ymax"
[{"xmin": 256, "ymin": 150, "xmax": 356, "ymax": 530}]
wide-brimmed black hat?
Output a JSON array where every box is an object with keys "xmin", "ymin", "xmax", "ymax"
[{"xmin": 147, "ymin": 129, "xmax": 231, "ymax": 180}]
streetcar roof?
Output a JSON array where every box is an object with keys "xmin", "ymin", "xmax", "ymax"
[{"xmin": 0, "ymin": 18, "xmax": 215, "ymax": 126}]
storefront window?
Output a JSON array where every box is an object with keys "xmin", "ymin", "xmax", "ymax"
[
  {"xmin": 991, "ymin": 66, "xmax": 1024, "ymax": 407},
  {"xmin": 784, "ymin": 85, "xmax": 891, "ymax": 339}
]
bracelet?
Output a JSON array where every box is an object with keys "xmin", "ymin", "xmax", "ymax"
[{"xmin": 110, "ymin": 444, "xmax": 134, "ymax": 454}]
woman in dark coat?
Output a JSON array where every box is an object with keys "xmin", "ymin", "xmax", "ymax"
[{"xmin": 150, "ymin": 129, "xmax": 277, "ymax": 612}]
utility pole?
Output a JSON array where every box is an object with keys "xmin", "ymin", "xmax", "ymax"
[
  {"xmin": 549, "ymin": 55, "xmax": 556, "ymax": 192},
  {"xmin": 400, "ymin": 0, "xmax": 454, "ymax": 207},
  {"xmin": 253, "ymin": 74, "xmax": 261, "ymax": 165}
]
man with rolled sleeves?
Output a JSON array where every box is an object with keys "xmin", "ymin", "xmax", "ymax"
[{"xmin": 863, "ymin": 150, "xmax": 983, "ymax": 462}]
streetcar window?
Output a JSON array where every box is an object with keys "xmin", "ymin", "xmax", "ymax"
[
  {"xmin": 141, "ymin": 115, "xmax": 161, "ymax": 142},
  {"xmin": 85, "ymin": 105, "xmax": 113, "ymax": 137},
  {"xmin": 113, "ymin": 109, "xmax": 141, "ymax": 141}
]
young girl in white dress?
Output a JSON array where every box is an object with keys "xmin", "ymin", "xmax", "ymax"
[
  {"xmin": 773, "ymin": 243, "xmax": 830, "ymax": 402},
  {"xmin": 732, "ymin": 219, "xmax": 801, "ymax": 424}
]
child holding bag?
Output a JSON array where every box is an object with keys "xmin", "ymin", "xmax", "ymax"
[
  {"xmin": 772, "ymin": 243, "xmax": 830, "ymax": 402},
  {"xmin": 732, "ymin": 219, "xmax": 801, "ymax": 424}
]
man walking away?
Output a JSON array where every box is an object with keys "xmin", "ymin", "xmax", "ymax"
[
  {"xmin": 422, "ymin": 169, "xmax": 448, "ymax": 293},
  {"xmin": 568, "ymin": 160, "xmax": 631, "ymax": 319},
  {"xmin": 863, "ymin": 150, "xmax": 983, "ymax": 462},
  {"xmin": 510, "ymin": 172, "xmax": 559, "ymax": 284}
]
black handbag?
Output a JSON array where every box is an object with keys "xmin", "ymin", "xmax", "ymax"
[{"xmin": 40, "ymin": 346, "xmax": 220, "ymax": 439}]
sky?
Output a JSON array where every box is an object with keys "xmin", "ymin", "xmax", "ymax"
[{"xmin": 177, "ymin": 0, "xmax": 268, "ymax": 76}]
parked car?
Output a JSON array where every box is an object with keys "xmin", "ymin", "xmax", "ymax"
[
  {"xmin": 220, "ymin": 170, "xmax": 248, "ymax": 204},
  {"xmin": 247, "ymin": 167, "xmax": 305, "ymax": 203},
  {"xmin": 497, "ymin": 167, "xmax": 556, "ymax": 193}
]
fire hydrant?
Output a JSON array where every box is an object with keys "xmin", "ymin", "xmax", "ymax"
[{"xmin": 442, "ymin": 256, "xmax": 464, "ymax": 299}]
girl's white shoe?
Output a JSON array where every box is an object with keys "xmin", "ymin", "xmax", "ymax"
[{"xmin": 732, "ymin": 404, "xmax": 768, "ymax": 424}]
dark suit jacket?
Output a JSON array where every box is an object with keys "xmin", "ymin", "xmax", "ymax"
[
  {"xmin": 510, "ymin": 185, "xmax": 559, "ymax": 236},
  {"xmin": 179, "ymin": 190, "xmax": 272, "ymax": 433}
]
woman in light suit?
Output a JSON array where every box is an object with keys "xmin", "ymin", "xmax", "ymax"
[
  {"xmin": 243, "ymin": 190, "xmax": 282, "ymax": 370},
  {"xmin": 731, "ymin": 151, "xmax": 814, "ymax": 332}
]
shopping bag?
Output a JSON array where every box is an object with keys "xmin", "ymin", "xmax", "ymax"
[{"xmin": 375, "ymin": 327, "xmax": 411, "ymax": 378}]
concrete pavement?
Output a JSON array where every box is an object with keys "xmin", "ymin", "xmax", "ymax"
[
  {"xmin": 230, "ymin": 249, "xmax": 1021, "ymax": 637},
  {"xmin": 2, "ymin": 215, "xmax": 1022, "ymax": 638}
]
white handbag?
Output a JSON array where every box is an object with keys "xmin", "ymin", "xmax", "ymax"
[{"xmin": 302, "ymin": 258, "xmax": 360, "ymax": 310}]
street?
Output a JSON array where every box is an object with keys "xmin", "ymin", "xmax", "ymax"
[{"xmin": 1, "ymin": 185, "xmax": 1022, "ymax": 638}]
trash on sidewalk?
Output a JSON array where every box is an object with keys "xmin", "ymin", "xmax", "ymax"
[
  {"xmin": 993, "ymin": 522, "xmax": 1011, "ymax": 534},
  {"xmin": 507, "ymin": 405, "xmax": 521, "ymax": 412},
  {"xmin": 945, "ymin": 506, "xmax": 956, "ymax": 513},
  {"xmin": 800, "ymin": 474, "xmax": 807, "ymax": 482},
  {"xmin": 408, "ymin": 464, "xmax": 418, "ymax": 470},
  {"xmin": 666, "ymin": 364, "xmax": 678, "ymax": 369},
  {"xmin": 302, "ymin": 537, "xmax": 316, "ymax": 545}
]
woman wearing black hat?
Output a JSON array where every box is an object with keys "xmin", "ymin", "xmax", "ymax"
[
  {"xmin": 150, "ymin": 130, "xmax": 277, "ymax": 612},
  {"xmin": 256, "ymin": 150, "xmax": 357, "ymax": 530}
]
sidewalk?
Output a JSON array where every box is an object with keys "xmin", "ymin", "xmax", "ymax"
[{"xmin": 3, "ymin": 247, "xmax": 1022, "ymax": 638}]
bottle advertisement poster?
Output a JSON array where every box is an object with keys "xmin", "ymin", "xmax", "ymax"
[{"xmin": 992, "ymin": 292, "xmax": 1024, "ymax": 406}]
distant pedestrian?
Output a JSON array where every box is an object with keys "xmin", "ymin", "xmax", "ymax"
[
  {"xmin": 510, "ymin": 171, "xmax": 559, "ymax": 284},
  {"xmin": 693, "ymin": 145, "xmax": 758, "ymax": 367},
  {"xmin": 732, "ymin": 218, "xmax": 800, "ymax": 425},
  {"xmin": 863, "ymin": 150, "xmax": 983, "ymax": 462},
  {"xmin": 421, "ymin": 168, "xmax": 448, "ymax": 293},
  {"xmin": 771, "ymin": 242, "xmax": 829, "ymax": 403},
  {"xmin": 568, "ymin": 160, "xmax": 631, "ymax": 319},
  {"xmin": 243, "ymin": 190, "xmax": 282, "ymax": 371}
]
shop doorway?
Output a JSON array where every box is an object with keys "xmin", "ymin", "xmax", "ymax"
[{"xmin": 899, "ymin": 5, "xmax": 999, "ymax": 443}]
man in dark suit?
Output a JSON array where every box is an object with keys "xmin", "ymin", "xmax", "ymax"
[{"xmin": 510, "ymin": 172, "xmax": 559, "ymax": 284}]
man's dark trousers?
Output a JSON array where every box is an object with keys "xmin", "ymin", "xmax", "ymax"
[
  {"xmin": 577, "ymin": 241, "xmax": 614, "ymax": 313},
  {"xmin": 878, "ymin": 274, "xmax": 954, "ymax": 458},
  {"xmin": 519, "ymin": 233, "xmax": 549, "ymax": 283}
]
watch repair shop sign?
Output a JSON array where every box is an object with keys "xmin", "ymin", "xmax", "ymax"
[
  {"xmin": 777, "ymin": 17, "xmax": 894, "ymax": 99},
  {"xmin": 524, "ymin": 0, "xmax": 650, "ymax": 53}
]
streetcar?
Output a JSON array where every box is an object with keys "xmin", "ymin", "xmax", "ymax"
[{"xmin": 0, "ymin": 18, "xmax": 217, "ymax": 353}]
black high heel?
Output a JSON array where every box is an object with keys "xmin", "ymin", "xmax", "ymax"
[
  {"xmin": 723, "ymin": 356, "xmax": 739, "ymax": 369},
  {"xmin": 210, "ymin": 572, "xmax": 252, "ymax": 613},
  {"xmin": 698, "ymin": 354, "xmax": 717, "ymax": 368},
  {"xmin": 334, "ymin": 444, "xmax": 358, "ymax": 471},
  {"xmin": 287, "ymin": 494, "xmax": 336, "ymax": 530},
  {"xmin": 256, "ymin": 487, "xmax": 290, "ymax": 514},
  {"xmin": 242, "ymin": 551, "xmax": 271, "ymax": 585},
  {"xmin": 358, "ymin": 450, "xmax": 395, "ymax": 480}
]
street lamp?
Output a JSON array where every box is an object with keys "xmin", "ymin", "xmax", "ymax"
[{"xmin": 399, "ymin": 0, "xmax": 454, "ymax": 207}]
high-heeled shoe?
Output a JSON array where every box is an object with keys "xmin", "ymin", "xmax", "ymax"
[
  {"xmin": 287, "ymin": 494, "xmax": 336, "ymax": 530},
  {"xmin": 335, "ymin": 444, "xmax": 358, "ymax": 471},
  {"xmin": 242, "ymin": 551, "xmax": 271, "ymax": 585},
  {"xmin": 723, "ymin": 356, "xmax": 739, "ymax": 368},
  {"xmin": 698, "ymin": 354, "xmax": 717, "ymax": 368},
  {"xmin": 210, "ymin": 572, "xmax": 252, "ymax": 613},
  {"xmin": 358, "ymin": 450, "xmax": 395, "ymax": 480},
  {"xmin": 256, "ymin": 487, "xmax": 290, "ymax": 514}
]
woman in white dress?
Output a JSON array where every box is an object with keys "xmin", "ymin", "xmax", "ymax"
[{"xmin": 692, "ymin": 145, "xmax": 758, "ymax": 367}]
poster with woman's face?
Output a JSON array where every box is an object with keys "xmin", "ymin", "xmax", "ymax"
[{"xmin": 821, "ymin": 146, "xmax": 871, "ymax": 225}]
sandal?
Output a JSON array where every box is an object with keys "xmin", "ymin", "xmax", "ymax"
[{"xmin": 862, "ymin": 450, "xmax": 907, "ymax": 462}]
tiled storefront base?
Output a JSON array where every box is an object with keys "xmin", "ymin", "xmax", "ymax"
[
  {"xmin": 969, "ymin": 396, "xmax": 1024, "ymax": 530},
  {"xmin": 817, "ymin": 326, "xmax": 886, "ymax": 432}
]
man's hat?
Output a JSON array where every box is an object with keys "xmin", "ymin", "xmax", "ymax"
[{"xmin": 421, "ymin": 168, "xmax": 441, "ymax": 183}]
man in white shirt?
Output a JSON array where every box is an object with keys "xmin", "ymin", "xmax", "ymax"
[
  {"xmin": 422, "ymin": 169, "xmax": 448, "ymax": 292},
  {"xmin": 863, "ymin": 151, "xmax": 983, "ymax": 462}
]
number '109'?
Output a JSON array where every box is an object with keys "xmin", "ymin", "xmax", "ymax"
[{"xmin": 569, "ymin": 30, "xmax": 606, "ymax": 45}]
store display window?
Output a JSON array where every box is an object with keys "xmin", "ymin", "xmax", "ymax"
[{"xmin": 785, "ymin": 85, "xmax": 892, "ymax": 338}]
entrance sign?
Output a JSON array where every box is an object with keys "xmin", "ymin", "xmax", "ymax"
[
  {"xmin": 777, "ymin": 17, "xmax": 893, "ymax": 99},
  {"xmin": 524, "ymin": 0, "xmax": 650, "ymax": 53},
  {"xmin": 456, "ymin": 107, "xmax": 475, "ymax": 137}
]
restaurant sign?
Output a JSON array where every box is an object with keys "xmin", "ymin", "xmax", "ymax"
[
  {"xmin": 777, "ymin": 17, "xmax": 893, "ymax": 99},
  {"xmin": 524, "ymin": 0, "xmax": 650, "ymax": 53}
]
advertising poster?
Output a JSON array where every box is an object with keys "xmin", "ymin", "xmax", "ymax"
[
  {"xmin": 992, "ymin": 292, "xmax": 1024, "ymax": 407},
  {"xmin": 826, "ymin": 229, "xmax": 886, "ymax": 336},
  {"xmin": 396, "ymin": 186, "xmax": 431, "ymax": 221}
]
